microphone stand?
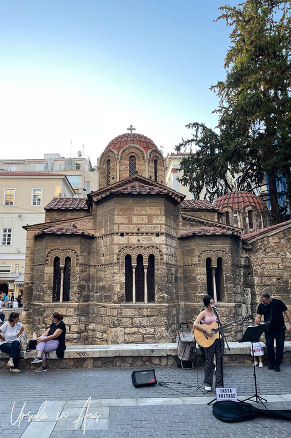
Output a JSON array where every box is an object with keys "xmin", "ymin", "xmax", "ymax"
[{"xmin": 207, "ymin": 307, "xmax": 229, "ymax": 405}]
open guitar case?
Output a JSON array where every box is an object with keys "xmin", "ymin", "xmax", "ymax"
[
  {"xmin": 176, "ymin": 322, "xmax": 197, "ymax": 369},
  {"xmin": 213, "ymin": 401, "xmax": 291, "ymax": 422}
]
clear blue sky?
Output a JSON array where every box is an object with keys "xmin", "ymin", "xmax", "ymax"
[{"xmin": 0, "ymin": 0, "xmax": 238, "ymax": 165}]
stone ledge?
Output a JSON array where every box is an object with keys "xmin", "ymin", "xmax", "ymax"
[{"xmin": 1, "ymin": 341, "xmax": 291, "ymax": 361}]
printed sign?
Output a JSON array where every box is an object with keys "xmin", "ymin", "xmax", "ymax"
[{"xmin": 216, "ymin": 388, "xmax": 237, "ymax": 402}]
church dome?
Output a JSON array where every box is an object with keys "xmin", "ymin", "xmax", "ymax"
[
  {"xmin": 214, "ymin": 191, "xmax": 267, "ymax": 212},
  {"xmin": 106, "ymin": 132, "xmax": 158, "ymax": 153}
]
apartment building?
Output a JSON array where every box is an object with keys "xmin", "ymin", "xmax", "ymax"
[{"xmin": 0, "ymin": 172, "xmax": 75, "ymax": 297}]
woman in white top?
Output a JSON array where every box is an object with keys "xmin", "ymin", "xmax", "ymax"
[{"xmin": 0, "ymin": 311, "xmax": 24, "ymax": 373}]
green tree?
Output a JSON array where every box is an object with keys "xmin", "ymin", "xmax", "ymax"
[{"xmin": 176, "ymin": 0, "xmax": 291, "ymax": 223}]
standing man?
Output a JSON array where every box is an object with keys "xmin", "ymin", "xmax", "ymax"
[{"xmin": 255, "ymin": 293, "xmax": 291, "ymax": 372}]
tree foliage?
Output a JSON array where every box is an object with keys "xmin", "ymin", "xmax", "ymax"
[{"xmin": 176, "ymin": 0, "xmax": 291, "ymax": 223}]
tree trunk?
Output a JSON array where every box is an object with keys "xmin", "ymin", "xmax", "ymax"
[
  {"xmin": 283, "ymin": 168, "xmax": 291, "ymax": 218},
  {"xmin": 268, "ymin": 173, "xmax": 280, "ymax": 224}
]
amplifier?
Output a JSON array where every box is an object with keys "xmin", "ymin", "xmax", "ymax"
[{"xmin": 131, "ymin": 369, "xmax": 157, "ymax": 388}]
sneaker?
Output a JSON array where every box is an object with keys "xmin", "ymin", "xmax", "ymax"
[
  {"xmin": 254, "ymin": 361, "xmax": 258, "ymax": 366},
  {"xmin": 259, "ymin": 362, "xmax": 263, "ymax": 368},
  {"xmin": 10, "ymin": 368, "xmax": 20, "ymax": 373},
  {"xmin": 35, "ymin": 366, "xmax": 47, "ymax": 373},
  {"xmin": 31, "ymin": 357, "xmax": 43, "ymax": 364},
  {"xmin": 7, "ymin": 358, "xmax": 14, "ymax": 367},
  {"xmin": 205, "ymin": 386, "xmax": 212, "ymax": 392}
]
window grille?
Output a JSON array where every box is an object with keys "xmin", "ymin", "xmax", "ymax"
[
  {"xmin": 129, "ymin": 155, "xmax": 136, "ymax": 176},
  {"xmin": 63, "ymin": 257, "xmax": 71, "ymax": 302},
  {"xmin": 52, "ymin": 257, "xmax": 61, "ymax": 302}
]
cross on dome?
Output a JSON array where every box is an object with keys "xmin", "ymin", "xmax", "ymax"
[{"xmin": 127, "ymin": 125, "xmax": 136, "ymax": 134}]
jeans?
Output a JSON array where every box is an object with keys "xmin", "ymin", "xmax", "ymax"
[
  {"xmin": 204, "ymin": 338, "xmax": 224, "ymax": 388},
  {"xmin": 265, "ymin": 329, "xmax": 285, "ymax": 367},
  {"xmin": 0, "ymin": 340, "xmax": 20, "ymax": 368},
  {"xmin": 36, "ymin": 336, "xmax": 59, "ymax": 360}
]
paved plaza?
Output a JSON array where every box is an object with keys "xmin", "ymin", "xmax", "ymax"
[{"xmin": 1, "ymin": 362, "xmax": 291, "ymax": 437}]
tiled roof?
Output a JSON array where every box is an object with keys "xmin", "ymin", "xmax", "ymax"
[
  {"xmin": 0, "ymin": 171, "xmax": 67, "ymax": 177},
  {"xmin": 214, "ymin": 191, "xmax": 267, "ymax": 211},
  {"xmin": 179, "ymin": 227, "xmax": 241, "ymax": 239},
  {"xmin": 106, "ymin": 133, "xmax": 157, "ymax": 153},
  {"xmin": 242, "ymin": 219, "xmax": 291, "ymax": 241},
  {"xmin": 45, "ymin": 198, "xmax": 90, "ymax": 211},
  {"xmin": 35, "ymin": 226, "xmax": 95, "ymax": 238},
  {"xmin": 90, "ymin": 175, "xmax": 185, "ymax": 203},
  {"xmin": 181, "ymin": 199, "xmax": 219, "ymax": 211}
]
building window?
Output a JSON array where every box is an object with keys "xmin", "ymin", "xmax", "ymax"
[
  {"xmin": 135, "ymin": 254, "xmax": 144, "ymax": 302},
  {"xmin": 2, "ymin": 228, "xmax": 12, "ymax": 246},
  {"xmin": 248, "ymin": 210, "xmax": 253, "ymax": 229},
  {"xmin": 32, "ymin": 188, "xmax": 42, "ymax": 206},
  {"xmin": 125, "ymin": 254, "xmax": 155, "ymax": 303},
  {"xmin": 154, "ymin": 159, "xmax": 158, "ymax": 182},
  {"xmin": 147, "ymin": 254, "xmax": 155, "ymax": 302},
  {"xmin": 0, "ymin": 266, "xmax": 11, "ymax": 273},
  {"xmin": 225, "ymin": 211, "xmax": 230, "ymax": 225},
  {"xmin": 206, "ymin": 257, "xmax": 224, "ymax": 302},
  {"xmin": 67, "ymin": 176, "xmax": 80, "ymax": 189},
  {"xmin": 63, "ymin": 257, "xmax": 71, "ymax": 302},
  {"xmin": 129, "ymin": 155, "xmax": 136, "ymax": 176},
  {"xmin": 125, "ymin": 254, "xmax": 133, "ymax": 302},
  {"xmin": 52, "ymin": 257, "xmax": 61, "ymax": 302},
  {"xmin": 215, "ymin": 257, "xmax": 223, "ymax": 301},
  {"xmin": 206, "ymin": 258, "xmax": 213, "ymax": 298},
  {"xmin": 106, "ymin": 159, "xmax": 111, "ymax": 185},
  {"xmin": 4, "ymin": 189, "xmax": 15, "ymax": 206}
]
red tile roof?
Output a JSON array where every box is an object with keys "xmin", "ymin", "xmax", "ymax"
[
  {"xmin": 106, "ymin": 133, "xmax": 157, "ymax": 153},
  {"xmin": 35, "ymin": 226, "xmax": 95, "ymax": 238},
  {"xmin": 90, "ymin": 175, "xmax": 185, "ymax": 203},
  {"xmin": 214, "ymin": 191, "xmax": 267, "ymax": 212},
  {"xmin": 242, "ymin": 219, "xmax": 291, "ymax": 241},
  {"xmin": 45, "ymin": 198, "xmax": 89, "ymax": 211},
  {"xmin": 179, "ymin": 227, "xmax": 241, "ymax": 239},
  {"xmin": 181, "ymin": 199, "xmax": 219, "ymax": 211}
]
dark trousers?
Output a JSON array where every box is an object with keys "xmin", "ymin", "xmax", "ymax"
[
  {"xmin": 0, "ymin": 340, "xmax": 20, "ymax": 368},
  {"xmin": 204, "ymin": 338, "xmax": 224, "ymax": 388},
  {"xmin": 265, "ymin": 330, "xmax": 285, "ymax": 367}
]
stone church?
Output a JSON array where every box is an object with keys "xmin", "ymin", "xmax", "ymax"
[{"xmin": 23, "ymin": 131, "xmax": 291, "ymax": 345}]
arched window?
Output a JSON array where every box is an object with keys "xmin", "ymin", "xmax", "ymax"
[
  {"xmin": 52, "ymin": 257, "xmax": 61, "ymax": 302},
  {"xmin": 154, "ymin": 159, "xmax": 158, "ymax": 182},
  {"xmin": 129, "ymin": 155, "xmax": 136, "ymax": 176},
  {"xmin": 135, "ymin": 254, "xmax": 144, "ymax": 302},
  {"xmin": 215, "ymin": 257, "xmax": 223, "ymax": 302},
  {"xmin": 106, "ymin": 159, "xmax": 111, "ymax": 185},
  {"xmin": 206, "ymin": 257, "xmax": 214, "ymax": 298},
  {"xmin": 147, "ymin": 254, "xmax": 155, "ymax": 302},
  {"xmin": 225, "ymin": 211, "xmax": 230, "ymax": 225},
  {"xmin": 63, "ymin": 257, "xmax": 71, "ymax": 302},
  {"xmin": 125, "ymin": 254, "xmax": 133, "ymax": 302},
  {"xmin": 248, "ymin": 210, "xmax": 253, "ymax": 229}
]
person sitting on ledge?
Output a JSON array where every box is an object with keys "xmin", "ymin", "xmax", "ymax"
[
  {"xmin": 0, "ymin": 311, "xmax": 24, "ymax": 373},
  {"xmin": 31, "ymin": 312, "xmax": 66, "ymax": 373}
]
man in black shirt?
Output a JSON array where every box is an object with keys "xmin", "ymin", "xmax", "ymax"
[{"xmin": 255, "ymin": 293, "xmax": 291, "ymax": 372}]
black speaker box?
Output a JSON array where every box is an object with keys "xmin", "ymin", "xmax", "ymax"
[{"xmin": 131, "ymin": 369, "xmax": 157, "ymax": 387}]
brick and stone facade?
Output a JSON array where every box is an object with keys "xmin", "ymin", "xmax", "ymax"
[{"xmin": 22, "ymin": 132, "xmax": 291, "ymax": 345}]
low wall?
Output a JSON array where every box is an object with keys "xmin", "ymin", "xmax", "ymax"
[{"xmin": 1, "ymin": 342, "xmax": 291, "ymax": 369}]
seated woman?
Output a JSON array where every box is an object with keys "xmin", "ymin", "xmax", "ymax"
[
  {"xmin": 0, "ymin": 311, "xmax": 24, "ymax": 373},
  {"xmin": 31, "ymin": 312, "xmax": 66, "ymax": 373}
]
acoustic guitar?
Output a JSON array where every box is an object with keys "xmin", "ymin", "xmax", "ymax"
[{"xmin": 194, "ymin": 315, "xmax": 252, "ymax": 348}]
